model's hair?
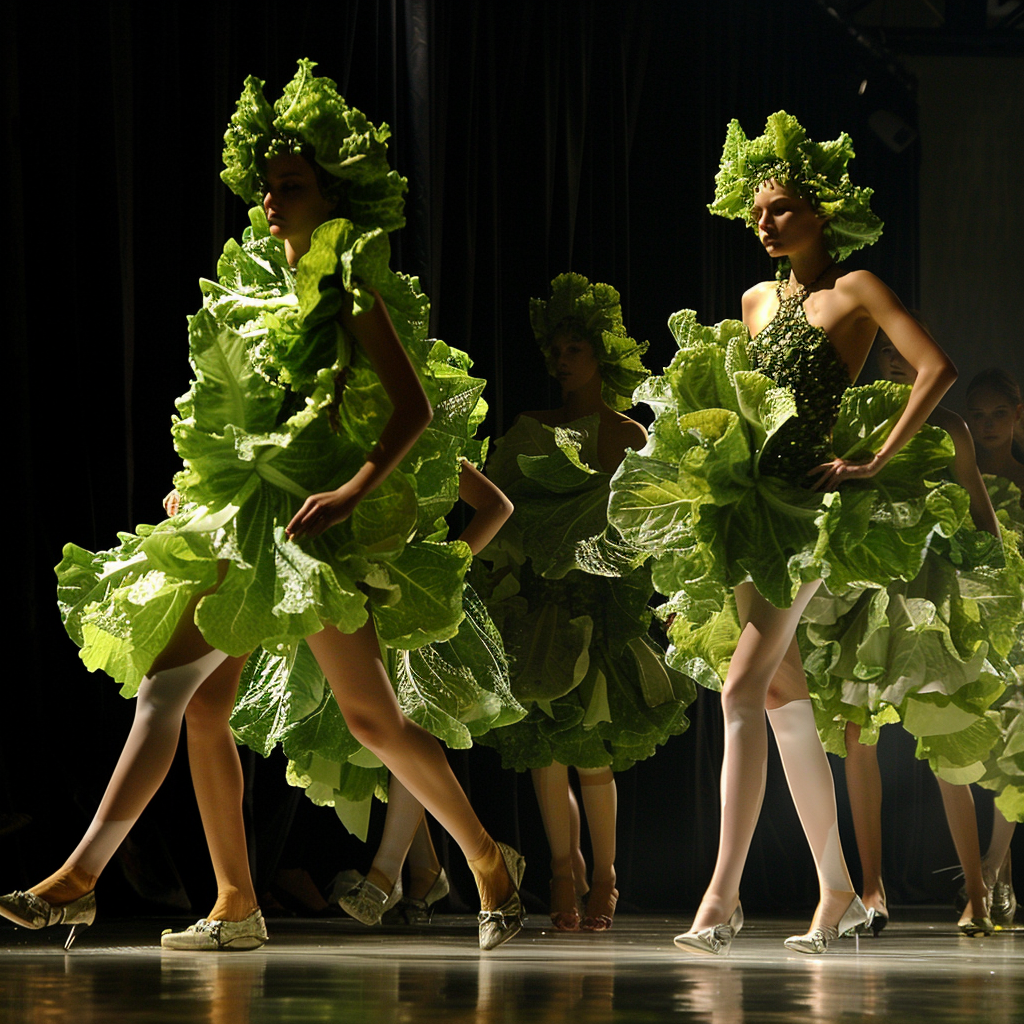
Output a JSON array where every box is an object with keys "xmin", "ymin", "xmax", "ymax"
[{"xmin": 967, "ymin": 368, "xmax": 1022, "ymax": 406}]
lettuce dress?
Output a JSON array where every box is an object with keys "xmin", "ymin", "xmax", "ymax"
[
  {"xmin": 474, "ymin": 414, "xmax": 695, "ymax": 773},
  {"xmin": 56, "ymin": 207, "xmax": 523, "ymax": 838},
  {"xmin": 607, "ymin": 292, "xmax": 972, "ymax": 693},
  {"xmin": 798, "ymin": 467, "xmax": 1023, "ymax": 819}
]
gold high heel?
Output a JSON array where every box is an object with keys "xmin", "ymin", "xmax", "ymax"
[
  {"xmin": 673, "ymin": 903, "xmax": 744, "ymax": 956},
  {"xmin": 337, "ymin": 873, "xmax": 403, "ymax": 926},
  {"xmin": 391, "ymin": 868, "xmax": 449, "ymax": 925},
  {"xmin": 477, "ymin": 842, "xmax": 526, "ymax": 951},
  {"xmin": 784, "ymin": 895, "xmax": 868, "ymax": 954},
  {"xmin": 0, "ymin": 889, "xmax": 97, "ymax": 950},
  {"xmin": 549, "ymin": 875, "xmax": 581, "ymax": 932},
  {"xmin": 581, "ymin": 878, "xmax": 618, "ymax": 932}
]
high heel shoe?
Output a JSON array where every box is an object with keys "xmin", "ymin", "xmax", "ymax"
[
  {"xmin": 338, "ymin": 873, "xmax": 403, "ymax": 926},
  {"xmin": 990, "ymin": 880, "xmax": 1016, "ymax": 929},
  {"xmin": 864, "ymin": 904, "xmax": 889, "ymax": 937},
  {"xmin": 784, "ymin": 895, "xmax": 868, "ymax": 954},
  {"xmin": 549, "ymin": 875, "xmax": 581, "ymax": 932},
  {"xmin": 581, "ymin": 879, "xmax": 618, "ymax": 932},
  {"xmin": 0, "ymin": 889, "xmax": 96, "ymax": 950},
  {"xmin": 477, "ymin": 841, "xmax": 526, "ymax": 951},
  {"xmin": 389, "ymin": 868, "xmax": 449, "ymax": 926},
  {"xmin": 673, "ymin": 903, "xmax": 743, "ymax": 956}
]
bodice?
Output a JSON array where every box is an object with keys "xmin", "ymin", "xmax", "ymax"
[{"xmin": 746, "ymin": 288, "xmax": 851, "ymax": 479}]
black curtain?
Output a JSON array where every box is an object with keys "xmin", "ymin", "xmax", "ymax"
[{"xmin": 6, "ymin": 0, "xmax": 1001, "ymax": 918}]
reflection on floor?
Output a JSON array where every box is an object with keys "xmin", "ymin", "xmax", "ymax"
[{"xmin": 0, "ymin": 912, "xmax": 1020, "ymax": 1023}]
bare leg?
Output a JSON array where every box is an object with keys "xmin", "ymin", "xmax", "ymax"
[
  {"xmin": 367, "ymin": 776, "xmax": 428, "ymax": 896},
  {"xmin": 688, "ymin": 580, "xmax": 822, "ymax": 933},
  {"xmin": 566, "ymin": 785, "xmax": 589, "ymax": 897},
  {"xmin": 984, "ymin": 810, "xmax": 1016, "ymax": 883},
  {"xmin": 532, "ymin": 762, "xmax": 580, "ymax": 928},
  {"xmin": 936, "ymin": 779, "xmax": 989, "ymax": 924},
  {"xmin": 843, "ymin": 721, "xmax": 886, "ymax": 916},
  {"xmin": 306, "ymin": 621, "xmax": 512, "ymax": 911},
  {"xmin": 766, "ymin": 650, "xmax": 856, "ymax": 933},
  {"xmin": 184, "ymin": 653, "xmax": 257, "ymax": 922},
  {"xmin": 404, "ymin": 806, "xmax": 443, "ymax": 901},
  {"xmin": 578, "ymin": 767, "xmax": 617, "ymax": 930},
  {"xmin": 29, "ymin": 592, "xmax": 227, "ymax": 908}
]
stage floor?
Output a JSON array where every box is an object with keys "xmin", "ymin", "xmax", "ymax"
[{"xmin": 0, "ymin": 912, "xmax": 1020, "ymax": 1023}]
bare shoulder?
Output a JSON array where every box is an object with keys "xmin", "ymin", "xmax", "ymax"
[
  {"xmin": 604, "ymin": 410, "xmax": 648, "ymax": 446},
  {"xmin": 742, "ymin": 280, "xmax": 777, "ymax": 311},
  {"xmin": 742, "ymin": 280, "xmax": 779, "ymax": 334},
  {"xmin": 930, "ymin": 405, "xmax": 972, "ymax": 447},
  {"xmin": 833, "ymin": 268, "xmax": 893, "ymax": 306}
]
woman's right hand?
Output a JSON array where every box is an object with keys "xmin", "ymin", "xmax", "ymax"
[
  {"xmin": 163, "ymin": 490, "xmax": 181, "ymax": 517},
  {"xmin": 286, "ymin": 477, "xmax": 366, "ymax": 540}
]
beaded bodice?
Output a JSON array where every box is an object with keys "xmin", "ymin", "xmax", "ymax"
[{"xmin": 747, "ymin": 287, "xmax": 851, "ymax": 480}]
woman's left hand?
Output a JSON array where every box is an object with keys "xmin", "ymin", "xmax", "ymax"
[
  {"xmin": 807, "ymin": 455, "xmax": 883, "ymax": 492},
  {"xmin": 286, "ymin": 478, "xmax": 364, "ymax": 540}
]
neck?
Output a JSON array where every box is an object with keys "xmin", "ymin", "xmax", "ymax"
[
  {"xmin": 559, "ymin": 373, "xmax": 605, "ymax": 419},
  {"xmin": 787, "ymin": 245, "xmax": 834, "ymax": 288},
  {"xmin": 284, "ymin": 238, "xmax": 310, "ymax": 267}
]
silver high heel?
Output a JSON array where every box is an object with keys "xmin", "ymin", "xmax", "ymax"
[
  {"xmin": 0, "ymin": 889, "xmax": 97, "ymax": 950},
  {"xmin": 784, "ymin": 895, "xmax": 868, "ymax": 954},
  {"xmin": 338, "ymin": 873, "xmax": 403, "ymax": 926},
  {"xmin": 390, "ymin": 868, "xmax": 450, "ymax": 925},
  {"xmin": 673, "ymin": 903, "xmax": 744, "ymax": 956},
  {"xmin": 477, "ymin": 842, "xmax": 526, "ymax": 951}
]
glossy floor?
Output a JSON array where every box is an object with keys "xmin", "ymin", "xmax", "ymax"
[{"xmin": 0, "ymin": 912, "xmax": 1020, "ymax": 1023}]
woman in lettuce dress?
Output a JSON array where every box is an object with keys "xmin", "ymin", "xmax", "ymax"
[
  {"xmin": 801, "ymin": 331, "xmax": 1022, "ymax": 937},
  {"xmin": 609, "ymin": 112, "xmax": 963, "ymax": 953},
  {"xmin": 0, "ymin": 60, "xmax": 524, "ymax": 953},
  {"xmin": 475, "ymin": 274, "xmax": 694, "ymax": 931},
  {"xmin": 965, "ymin": 367, "xmax": 1024, "ymax": 925}
]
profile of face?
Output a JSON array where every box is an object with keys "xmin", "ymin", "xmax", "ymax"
[
  {"xmin": 875, "ymin": 335, "xmax": 916, "ymax": 384},
  {"xmin": 966, "ymin": 385, "xmax": 1023, "ymax": 455},
  {"xmin": 549, "ymin": 331, "xmax": 600, "ymax": 395},
  {"xmin": 750, "ymin": 180, "xmax": 827, "ymax": 258},
  {"xmin": 263, "ymin": 153, "xmax": 338, "ymax": 253}
]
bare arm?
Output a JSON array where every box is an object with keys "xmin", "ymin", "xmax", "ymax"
[
  {"xmin": 287, "ymin": 290, "xmax": 432, "ymax": 539},
  {"xmin": 810, "ymin": 274, "xmax": 957, "ymax": 490},
  {"xmin": 934, "ymin": 409, "xmax": 1000, "ymax": 536},
  {"xmin": 455, "ymin": 460, "xmax": 514, "ymax": 555}
]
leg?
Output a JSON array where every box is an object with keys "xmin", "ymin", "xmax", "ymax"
[
  {"xmin": 577, "ymin": 767, "xmax": 617, "ymax": 930},
  {"xmin": 688, "ymin": 580, "xmax": 821, "ymax": 934},
  {"xmin": 184, "ymin": 653, "xmax": 257, "ymax": 922},
  {"xmin": 936, "ymin": 779, "xmax": 991, "ymax": 931},
  {"xmin": 368, "ymin": 775, "xmax": 428, "ymax": 896},
  {"xmin": 766, "ymin": 647, "xmax": 857, "ymax": 939},
  {"xmin": 566, "ymin": 784, "xmax": 589, "ymax": 897},
  {"xmin": 531, "ymin": 762, "xmax": 581, "ymax": 929},
  {"xmin": 843, "ymin": 721, "xmax": 887, "ymax": 928},
  {"xmin": 984, "ymin": 809, "xmax": 1016, "ymax": 883},
  {"xmin": 306, "ymin": 621, "xmax": 517, "ymax": 917},
  {"xmin": 28, "ymin": 596, "xmax": 227, "ymax": 908}
]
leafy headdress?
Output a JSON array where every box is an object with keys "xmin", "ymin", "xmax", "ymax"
[
  {"xmin": 530, "ymin": 273, "xmax": 649, "ymax": 411},
  {"xmin": 221, "ymin": 58, "xmax": 407, "ymax": 233},
  {"xmin": 709, "ymin": 111, "xmax": 883, "ymax": 263}
]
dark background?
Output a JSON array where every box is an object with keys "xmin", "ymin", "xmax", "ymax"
[{"xmin": 3, "ymin": 0, "xmax": 1021, "ymax": 923}]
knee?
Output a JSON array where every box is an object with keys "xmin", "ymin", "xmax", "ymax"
[
  {"xmin": 184, "ymin": 691, "xmax": 232, "ymax": 736},
  {"xmin": 343, "ymin": 706, "xmax": 403, "ymax": 751},
  {"xmin": 720, "ymin": 681, "xmax": 764, "ymax": 721}
]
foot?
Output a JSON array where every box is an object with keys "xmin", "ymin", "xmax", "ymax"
[
  {"xmin": 674, "ymin": 902, "xmax": 743, "ymax": 956},
  {"xmin": 473, "ymin": 841, "xmax": 526, "ymax": 951},
  {"xmin": 784, "ymin": 890, "xmax": 867, "ymax": 954},
  {"xmin": 957, "ymin": 895, "xmax": 994, "ymax": 937},
  {"xmin": 468, "ymin": 839, "xmax": 513, "ymax": 913},
  {"xmin": 582, "ymin": 870, "xmax": 618, "ymax": 932},
  {"xmin": 406, "ymin": 864, "xmax": 443, "ymax": 904},
  {"xmin": 28, "ymin": 865, "xmax": 97, "ymax": 908},
  {"xmin": 549, "ymin": 874, "xmax": 580, "ymax": 931},
  {"xmin": 861, "ymin": 882, "xmax": 888, "ymax": 936},
  {"xmin": 338, "ymin": 871, "xmax": 402, "ymax": 926},
  {"xmin": 206, "ymin": 886, "xmax": 261, "ymax": 924}
]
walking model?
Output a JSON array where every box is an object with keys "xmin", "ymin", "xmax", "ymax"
[
  {"xmin": 476, "ymin": 274, "xmax": 695, "ymax": 931},
  {"xmin": 609, "ymin": 112, "xmax": 960, "ymax": 954},
  {"xmin": 801, "ymin": 332, "xmax": 1023, "ymax": 937},
  {"xmin": 965, "ymin": 368, "xmax": 1024, "ymax": 924},
  {"xmin": 0, "ymin": 60, "xmax": 524, "ymax": 952}
]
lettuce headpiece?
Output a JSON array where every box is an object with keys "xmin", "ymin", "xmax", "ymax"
[
  {"xmin": 709, "ymin": 111, "xmax": 883, "ymax": 262},
  {"xmin": 221, "ymin": 58, "xmax": 407, "ymax": 232},
  {"xmin": 530, "ymin": 273, "xmax": 649, "ymax": 411}
]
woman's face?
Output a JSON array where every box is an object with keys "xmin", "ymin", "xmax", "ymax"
[
  {"xmin": 875, "ymin": 336, "xmax": 917, "ymax": 384},
  {"xmin": 966, "ymin": 386, "xmax": 1023, "ymax": 455},
  {"xmin": 750, "ymin": 181, "xmax": 826, "ymax": 258},
  {"xmin": 550, "ymin": 332, "xmax": 600, "ymax": 395},
  {"xmin": 263, "ymin": 153, "xmax": 337, "ymax": 252}
]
